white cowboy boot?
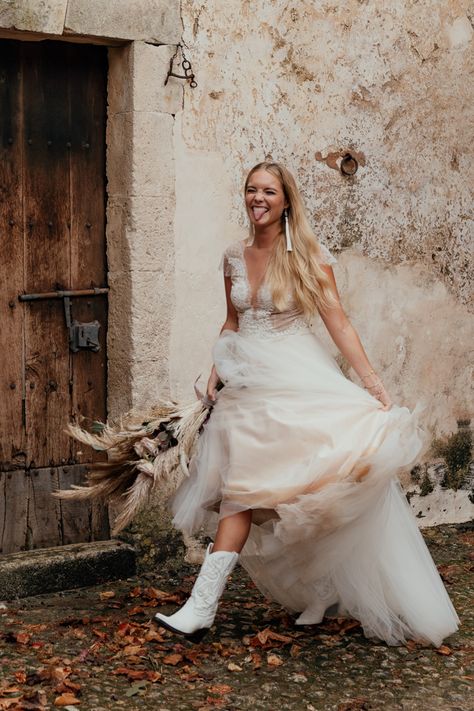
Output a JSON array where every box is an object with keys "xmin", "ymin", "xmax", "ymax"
[{"xmin": 154, "ymin": 543, "xmax": 239, "ymax": 642}]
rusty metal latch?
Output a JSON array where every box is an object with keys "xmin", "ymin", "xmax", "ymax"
[
  {"xmin": 63, "ymin": 296, "xmax": 100, "ymax": 352},
  {"xmin": 18, "ymin": 287, "xmax": 108, "ymax": 353}
]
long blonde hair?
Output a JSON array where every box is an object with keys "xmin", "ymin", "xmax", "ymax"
[{"xmin": 244, "ymin": 162, "xmax": 337, "ymax": 317}]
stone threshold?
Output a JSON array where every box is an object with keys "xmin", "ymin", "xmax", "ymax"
[{"xmin": 0, "ymin": 540, "xmax": 136, "ymax": 601}]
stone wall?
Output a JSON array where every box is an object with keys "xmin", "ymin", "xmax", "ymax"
[
  {"xmin": 0, "ymin": 0, "xmax": 472, "ymax": 528},
  {"xmin": 170, "ymin": 1, "xmax": 473, "ymax": 463}
]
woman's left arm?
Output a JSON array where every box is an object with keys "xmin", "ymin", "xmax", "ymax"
[{"xmin": 317, "ymin": 265, "xmax": 393, "ymax": 411}]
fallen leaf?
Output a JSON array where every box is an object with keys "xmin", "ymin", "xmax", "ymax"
[
  {"xmin": 290, "ymin": 644, "xmax": 302, "ymax": 658},
  {"xmin": 92, "ymin": 629, "xmax": 108, "ymax": 640},
  {"xmin": 122, "ymin": 644, "xmax": 145, "ymax": 656},
  {"xmin": 227, "ymin": 662, "xmax": 242, "ymax": 672},
  {"xmin": 146, "ymin": 671, "xmax": 162, "ymax": 683},
  {"xmin": 99, "ymin": 590, "xmax": 116, "ymax": 600},
  {"xmin": 337, "ymin": 698, "xmax": 369, "ymax": 711},
  {"xmin": 54, "ymin": 693, "xmax": 81, "ymax": 707},
  {"xmin": 14, "ymin": 672, "xmax": 26, "ymax": 684},
  {"xmin": 38, "ymin": 667, "xmax": 72, "ymax": 684},
  {"xmin": 15, "ymin": 632, "xmax": 31, "ymax": 645},
  {"xmin": 249, "ymin": 652, "xmax": 262, "ymax": 669},
  {"xmin": 207, "ymin": 685, "xmax": 232, "ymax": 695},
  {"xmin": 162, "ymin": 653, "xmax": 183, "ymax": 666},
  {"xmin": 267, "ymin": 653, "xmax": 283, "ymax": 667},
  {"xmin": 436, "ymin": 644, "xmax": 452, "ymax": 656}
]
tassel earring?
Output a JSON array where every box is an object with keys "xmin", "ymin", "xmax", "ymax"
[{"xmin": 284, "ymin": 209, "xmax": 293, "ymax": 252}]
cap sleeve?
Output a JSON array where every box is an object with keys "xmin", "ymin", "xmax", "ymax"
[
  {"xmin": 218, "ymin": 251, "xmax": 232, "ymax": 277},
  {"xmin": 318, "ymin": 242, "xmax": 337, "ymax": 266}
]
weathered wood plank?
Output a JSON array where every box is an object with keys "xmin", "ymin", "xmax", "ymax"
[
  {"xmin": 26, "ymin": 467, "xmax": 62, "ymax": 549},
  {"xmin": 25, "ymin": 299, "xmax": 72, "ymax": 468},
  {"xmin": 69, "ymin": 43, "xmax": 107, "ymax": 287},
  {"xmin": 0, "ymin": 471, "xmax": 28, "ymax": 555},
  {"xmin": 23, "ymin": 42, "xmax": 72, "ymax": 468},
  {"xmin": 0, "ymin": 40, "xmax": 25, "ymax": 471},
  {"xmin": 69, "ymin": 45, "xmax": 108, "ymax": 481},
  {"xmin": 58, "ymin": 464, "xmax": 92, "ymax": 545}
]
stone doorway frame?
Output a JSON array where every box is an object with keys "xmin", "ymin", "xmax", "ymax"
[{"xmin": 0, "ymin": 1, "xmax": 183, "ymax": 419}]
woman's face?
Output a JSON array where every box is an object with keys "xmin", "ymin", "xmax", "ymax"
[{"xmin": 245, "ymin": 169, "xmax": 288, "ymax": 229}]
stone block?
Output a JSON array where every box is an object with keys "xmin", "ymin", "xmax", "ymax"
[
  {"xmin": 65, "ymin": 0, "xmax": 181, "ymax": 43},
  {"xmin": 107, "ymin": 195, "xmax": 174, "ymax": 273},
  {"xmin": 108, "ymin": 44, "xmax": 134, "ymax": 115},
  {"xmin": 0, "ymin": 0, "xmax": 68, "ymax": 34},
  {"xmin": 0, "ymin": 540, "xmax": 136, "ymax": 600},
  {"xmin": 106, "ymin": 112, "xmax": 133, "ymax": 198},
  {"xmin": 133, "ymin": 42, "xmax": 183, "ymax": 114},
  {"xmin": 107, "ymin": 112, "xmax": 174, "ymax": 198},
  {"xmin": 131, "ymin": 111, "xmax": 175, "ymax": 197}
]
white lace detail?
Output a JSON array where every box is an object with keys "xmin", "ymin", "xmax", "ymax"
[
  {"xmin": 219, "ymin": 240, "xmax": 318, "ymax": 339},
  {"xmin": 318, "ymin": 242, "xmax": 337, "ymax": 266}
]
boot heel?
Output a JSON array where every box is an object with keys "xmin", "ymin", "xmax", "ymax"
[
  {"xmin": 187, "ymin": 627, "xmax": 209, "ymax": 643},
  {"xmin": 154, "ymin": 615, "xmax": 209, "ymax": 644}
]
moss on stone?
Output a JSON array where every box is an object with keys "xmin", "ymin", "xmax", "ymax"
[{"xmin": 432, "ymin": 421, "xmax": 472, "ymax": 491}]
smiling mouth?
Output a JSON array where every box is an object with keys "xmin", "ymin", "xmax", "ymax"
[{"xmin": 252, "ymin": 206, "xmax": 268, "ymax": 220}]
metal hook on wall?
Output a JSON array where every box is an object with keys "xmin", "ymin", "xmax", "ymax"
[
  {"xmin": 165, "ymin": 44, "xmax": 198, "ymax": 88},
  {"xmin": 315, "ymin": 149, "xmax": 365, "ymax": 176}
]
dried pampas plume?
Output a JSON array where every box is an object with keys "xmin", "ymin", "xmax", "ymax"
[{"xmin": 54, "ymin": 397, "xmax": 213, "ymax": 535}]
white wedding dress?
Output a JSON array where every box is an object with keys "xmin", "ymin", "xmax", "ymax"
[{"xmin": 171, "ymin": 239, "xmax": 459, "ymax": 647}]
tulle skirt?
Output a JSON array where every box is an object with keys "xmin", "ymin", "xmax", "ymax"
[{"xmin": 171, "ymin": 329, "xmax": 460, "ymax": 647}]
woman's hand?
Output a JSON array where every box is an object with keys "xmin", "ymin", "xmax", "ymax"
[
  {"xmin": 365, "ymin": 378, "xmax": 393, "ymax": 411},
  {"xmin": 206, "ymin": 366, "xmax": 220, "ymax": 404}
]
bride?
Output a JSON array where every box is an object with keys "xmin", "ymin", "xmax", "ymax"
[{"xmin": 155, "ymin": 161, "xmax": 460, "ymax": 647}]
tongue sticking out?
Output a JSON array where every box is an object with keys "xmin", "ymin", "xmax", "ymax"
[{"xmin": 253, "ymin": 207, "xmax": 268, "ymax": 221}]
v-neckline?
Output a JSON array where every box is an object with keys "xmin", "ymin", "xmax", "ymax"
[{"xmin": 240, "ymin": 240, "xmax": 273, "ymax": 308}]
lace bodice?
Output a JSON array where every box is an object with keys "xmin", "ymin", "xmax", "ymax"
[{"xmin": 220, "ymin": 239, "xmax": 337, "ymax": 338}]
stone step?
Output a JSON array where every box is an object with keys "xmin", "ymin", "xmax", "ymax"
[{"xmin": 0, "ymin": 540, "xmax": 136, "ymax": 600}]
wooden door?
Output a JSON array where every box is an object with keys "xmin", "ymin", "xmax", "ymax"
[{"xmin": 0, "ymin": 39, "xmax": 109, "ymax": 554}]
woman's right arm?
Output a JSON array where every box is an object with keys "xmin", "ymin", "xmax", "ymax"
[{"xmin": 206, "ymin": 272, "xmax": 238, "ymax": 402}]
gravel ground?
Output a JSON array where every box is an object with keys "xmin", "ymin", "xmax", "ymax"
[{"xmin": 0, "ymin": 522, "xmax": 472, "ymax": 711}]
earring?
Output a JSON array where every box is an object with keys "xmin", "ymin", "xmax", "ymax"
[{"xmin": 284, "ymin": 209, "xmax": 293, "ymax": 251}]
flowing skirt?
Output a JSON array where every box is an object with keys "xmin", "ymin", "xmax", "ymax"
[{"xmin": 171, "ymin": 329, "xmax": 460, "ymax": 647}]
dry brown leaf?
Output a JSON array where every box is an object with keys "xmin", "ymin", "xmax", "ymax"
[
  {"xmin": 54, "ymin": 692, "xmax": 81, "ymax": 706},
  {"xmin": 0, "ymin": 699, "xmax": 22, "ymax": 709},
  {"xmin": 207, "ymin": 685, "xmax": 232, "ymax": 695},
  {"xmin": 267, "ymin": 653, "xmax": 284, "ymax": 667},
  {"xmin": 0, "ymin": 687, "xmax": 21, "ymax": 695},
  {"xmin": 14, "ymin": 672, "xmax": 26, "ymax": 684},
  {"xmin": 144, "ymin": 628, "xmax": 164, "ymax": 643},
  {"xmin": 162, "ymin": 653, "xmax": 183, "ymax": 666},
  {"xmin": 128, "ymin": 606, "xmax": 145, "ymax": 616},
  {"xmin": 99, "ymin": 590, "xmax": 116, "ymax": 600},
  {"xmin": 337, "ymin": 698, "xmax": 369, "ymax": 711},
  {"xmin": 227, "ymin": 662, "xmax": 242, "ymax": 672},
  {"xmin": 15, "ymin": 632, "xmax": 31, "ymax": 645},
  {"xmin": 38, "ymin": 667, "xmax": 71, "ymax": 684},
  {"xmin": 92, "ymin": 629, "xmax": 108, "ymax": 640},
  {"xmin": 146, "ymin": 671, "xmax": 162, "ymax": 683},
  {"xmin": 290, "ymin": 644, "xmax": 302, "ymax": 658},
  {"xmin": 250, "ymin": 652, "xmax": 262, "ymax": 669},
  {"xmin": 122, "ymin": 644, "xmax": 145, "ymax": 656},
  {"xmin": 436, "ymin": 644, "xmax": 453, "ymax": 656}
]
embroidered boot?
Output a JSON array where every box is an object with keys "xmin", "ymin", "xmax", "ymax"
[{"xmin": 154, "ymin": 543, "xmax": 239, "ymax": 642}]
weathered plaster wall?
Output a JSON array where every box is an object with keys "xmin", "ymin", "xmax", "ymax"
[
  {"xmin": 170, "ymin": 1, "xmax": 473, "ymax": 519},
  {"xmin": 171, "ymin": 0, "xmax": 473, "ymax": 419}
]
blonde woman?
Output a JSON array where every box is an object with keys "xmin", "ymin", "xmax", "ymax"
[{"xmin": 155, "ymin": 162, "xmax": 459, "ymax": 647}]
